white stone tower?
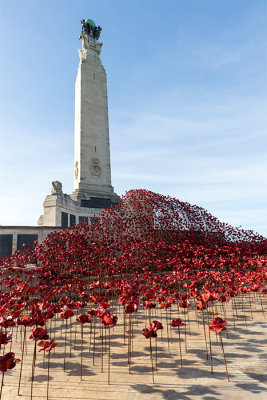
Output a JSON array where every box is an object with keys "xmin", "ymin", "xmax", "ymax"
[
  {"xmin": 38, "ymin": 19, "xmax": 118, "ymax": 227},
  {"xmin": 71, "ymin": 19, "xmax": 116, "ymax": 203}
]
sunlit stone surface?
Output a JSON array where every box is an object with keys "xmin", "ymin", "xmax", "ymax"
[{"xmin": 38, "ymin": 19, "xmax": 118, "ymax": 228}]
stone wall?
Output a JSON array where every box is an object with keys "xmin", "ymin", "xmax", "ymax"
[
  {"xmin": 0, "ymin": 226, "xmax": 61, "ymax": 258},
  {"xmin": 38, "ymin": 188, "xmax": 118, "ymax": 227}
]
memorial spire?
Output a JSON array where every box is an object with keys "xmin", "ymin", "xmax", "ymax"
[{"xmin": 39, "ymin": 19, "xmax": 118, "ymax": 227}]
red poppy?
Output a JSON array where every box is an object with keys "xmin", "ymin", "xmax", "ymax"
[
  {"xmin": 38, "ymin": 339, "xmax": 57, "ymax": 352},
  {"xmin": 0, "ymin": 316, "xmax": 15, "ymax": 328},
  {"xmin": 209, "ymin": 317, "xmax": 227, "ymax": 333},
  {"xmin": 99, "ymin": 303, "xmax": 110, "ymax": 309},
  {"xmin": 171, "ymin": 318, "xmax": 184, "ymax": 327},
  {"xmin": 195, "ymin": 300, "xmax": 208, "ymax": 310},
  {"xmin": 142, "ymin": 301, "xmax": 156, "ymax": 309},
  {"xmin": 203, "ymin": 291, "xmax": 217, "ymax": 302},
  {"xmin": 142, "ymin": 328, "xmax": 156, "ymax": 338},
  {"xmin": 60, "ymin": 310, "xmax": 74, "ymax": 319},
  {"xmin": 159, "ymin": 301, "xmax": 172, "ymax": 309},
  {"xmin": 43, "ymin": 309, "xmax": 55, "ymax": 320},
  {"xmin": 102, "ymin": 315, "xmax": 118, "ymax": 327},
  {"xmin": 87, "ymin": 309, "xmax": 97, "ymax": 316},
  {"xmin": 29, "ymin": 327, "xmax": 49, "ymax": 341},
  {"xmin": 33, "ymin": 314, "xmax": 47, "ymax": 326},
  {"xmin": 17, "ymin": 316, "xmax": 35, "ymax": 327},
  {"xmin": 150, "ymin": 320, "xmax": 163, "ymax": 331},
  {"xmin": 0, "ymin": 307, "xmax": 7, "ymax": 317},
  {"xmin": 124, "ymin": 303, "xmax": 138, "ymax": 313},
  {"xmin": 179, "ymin": 300, "xmax": 191, "ymax": 309},
  {"xmin": 190, "ymin": 288, "xmax": 200, "ymax": 297},
  {"xmin": 142, "ymin": 320, "xmax": 163, "ymax": 338},
  {"xmin": 76, "ymin": 314, "xmax": 91, "ymax": 324},
  {"xmin": 89, "ymin": 294, "xmax": 101, "ymax": 304},
  {"xmin": 97, "ymin": 309, "xmax": 110, "ymax": 319},
  {"xmin": 0, "ymin": 331, "xmax": 12, "ymax": 345},
  {"xmin": 218, "ymin": 295, "xmax": 229, "ymax": 303},
  {"xmin": 0, "ymin": 352, "xmax": 20, "ymax": 373}
]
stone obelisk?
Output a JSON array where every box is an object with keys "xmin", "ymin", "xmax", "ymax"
[
  {"xmin": 71, "ymin": 19, "xmax": 117, "ymax": 204},
  {"xmin": 38, "ymin": 19, "xmax": 118, "ymax": 227}
]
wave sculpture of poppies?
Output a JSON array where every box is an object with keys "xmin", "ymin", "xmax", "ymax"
[{"xmin": 0, "ymin": 189, "xmax": 266, "ymax": 398}]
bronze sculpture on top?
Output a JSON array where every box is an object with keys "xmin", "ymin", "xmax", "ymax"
[
  {"xmin": 80, "ymin": 19, "xmax": 102, "ymax": 40},
  {"xmin": 79, "ymin": 19, "xmax": 103, "ymax": 54}
]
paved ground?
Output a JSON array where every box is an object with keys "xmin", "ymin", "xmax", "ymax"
[{"xmin": 1, "ymin": 295, "xmax": 267, "ymax": 400}]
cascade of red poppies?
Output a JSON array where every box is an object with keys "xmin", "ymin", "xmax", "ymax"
[{"xmin": 0, "ymin": 189, "xmax": 266, "ymax": 395}]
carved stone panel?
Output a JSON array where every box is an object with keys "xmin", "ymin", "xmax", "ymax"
[
  {"xmin": 90, "ymin": 158, "xmax": 101, "ymax": 177},
  {"xmin": 75, "ymin": 162, "xmax": 79, "ymax": 180}
]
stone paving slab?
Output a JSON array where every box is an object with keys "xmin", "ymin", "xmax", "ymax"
[{"xmin": 1, "ymin": 297, "xmax": 267, "ymax": 400}]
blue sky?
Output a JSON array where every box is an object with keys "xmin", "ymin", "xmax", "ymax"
[{"xmin": 0, "ymin": 0, "xmax": 266, "ymax": 236}]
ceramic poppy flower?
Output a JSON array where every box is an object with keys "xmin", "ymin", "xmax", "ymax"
[
  {"xmin": 0, "ymin": 352, "xmax": 20, "ymax": 373},
  {"xmin": 97, "ymin": 309, "xmax": 110, "ymax": 319},
  {"xmin": 190, "ymin": 288, "xmax": 200, "ymax": 297},
  {"xmin": 0, "ymin": 331, "xmax": 12, "ymax": 345},
  {"xmin": 87, "ymin": 308, "xmax": 97, "ymax": 316},
  {"xmin": 195, "ymin": 300, "xmax": 208, "ymax": 310},
  {"xmin": 202, "ymin": 292, "xmax": 212, "ymax": 302},
  {"xmin": 209, "ymin": 317, "xmax": 227, "ymax": 333},
  {"xmin": 142, "ymin": 301, "xmax": 156, "ymax": 309},
  {"xmin": 17, "ymin": 316, "xmax": 35, "ymax": 327},
  {"xmin": 29, "ymin": 327, "xmax": 49, "ymax": 341},
  {"xmin": 179, "ymin": 300, "xmax": 191, "ymax": 309},
  {"xmin": 228, "ymin": 289, "xmax": 238, "ymax": 297},
  {"xmin": 159, "ymin": 301, "xmax": 172, "ymax": 309},
  {"xmin": 38, "ymin": 339, "xmax": 57, "ymax": 352},
  {"xmin": 142, "ymin": 327, "xmax": 156, "ymax": 338},
  {"xmin": 60, "ymin": 310, "xmax": 74, "ymax": 319},
  {"xmin": 0, "ymin": 307, "xmax": 7, "ymax": 317},
  {"xmin": 124, "ymin": 303, "xmax": 138, "ymax": 313},
  {"xmin": 89, "ymin": 294, "xmax": 101, "ymax": 304},
  {"xmin": 99, "ymin": 303, "xmax": 110, "ymax": 309},
  {"xmin": 171, "ymin": 318, "xmax": 184, "ymax": 327},
  {"xmin": 102, "ymin": 315, "xmax": 118, "ymax": 327},
  {"xmin": 150, "ymin": 321, "xmax": 163, "ymax": 331},
  {"xmin": 43, "ymin": 309, "xmax": 55, "ymax": 320},
  {"xmin": 33, "ymin": 314, "xmax": 47, "ymax": 326},
  {"xmin": 218, "ymin": 295, "xmax": 229, "ymax": 302},
  {"xmin": 0, "ymin": 316, "xmax": 15, "ymax": 328},
  {"xmin": 76, "ymin": 314, "xmax": 91, "ymax": 324},
  {"xmin": 142, "ymin": 320, "xmax": 162, "ymax": 339}
]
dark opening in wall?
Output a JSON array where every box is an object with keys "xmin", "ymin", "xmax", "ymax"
[
  {"xmin": 90, "ymin": 217, "xmax": 100, "ymax": 226},
  {"xmin": 61, "ymin": 212, "xmax": 68, "ymax": 228},
  {"xmin": 17, "ymin": 234, "xmax": 38, "ymax": 251},
  {"xmin": 79, "ymin": 216, "xmax": 89, "ymax": 225},
  {"xmin": 70, "ymin": 214, "xmax": 76, "ymax": 227},
  {"xmin": 81, "ymin": 197, "xmax": 119, "ymax": 209},
  {"xmin": 0, "ymin": 234, "xmax": 13, "ymax": 258}
]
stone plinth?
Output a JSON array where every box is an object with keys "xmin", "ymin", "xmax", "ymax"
[{"xmin": 39, "ymin": 184, "xmax": 118, "ymax": 228}]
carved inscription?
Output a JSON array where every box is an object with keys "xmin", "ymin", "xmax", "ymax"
[
  {"xmin": 75, "ymin": 161, "xmax": 79, "ymax": 180},
  {"xmin": 90, "ymin": 158, "xmax": 101, "ymax": 177}
]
